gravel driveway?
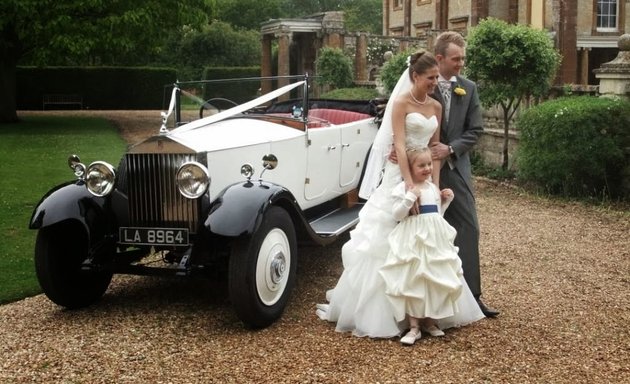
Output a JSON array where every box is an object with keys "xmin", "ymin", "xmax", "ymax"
[{"xmin": 2, "ymin": 111, "xmax": 628, "ymax": 383}]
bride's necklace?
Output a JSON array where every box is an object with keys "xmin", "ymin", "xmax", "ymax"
[{"xmin": 409, "ymin": 90, "xmax": 427, "ymax": 105}]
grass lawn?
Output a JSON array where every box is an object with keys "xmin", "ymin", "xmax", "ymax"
[{"xmin": 0, "ymin": 115, "xmax": 127, "ymax": 304}]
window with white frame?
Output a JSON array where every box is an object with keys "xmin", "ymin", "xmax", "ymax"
[{"xmin": 597, "ymin": 0, "xmax": 618, "ymax": 31}]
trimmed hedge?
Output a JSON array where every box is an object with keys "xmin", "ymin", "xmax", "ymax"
[
  {"xmin": 17, "ymin": 66, "xmax": 177, "ymax": 110},
  {"xmin": 517, "ymin": 96, "xmax": 630, "ymax": 200}
]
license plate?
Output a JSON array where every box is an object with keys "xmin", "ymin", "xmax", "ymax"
[{"xmin": 119, "ymin": 227, "xmax": 189, "ymax": 246}]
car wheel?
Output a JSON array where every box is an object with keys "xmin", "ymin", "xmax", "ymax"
[
  {"xmin": 34, "ymin": 223, "xmax": 112, "ymax": 309},
  {"xmin": 228, "ymin": 206, "xmax": 297, "ymax": 328}
]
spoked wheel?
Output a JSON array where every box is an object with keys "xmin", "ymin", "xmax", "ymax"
[
  {"xmin": 199, "ymin": 97, "xmax": 238, "ymax": 118},
  {"xmin": 34, "ymin": 223, "xmax": 112, "ymax": 309},
  {"xmin": 228, "ymin": 206, "xmax": 297, "ymax": 328}
]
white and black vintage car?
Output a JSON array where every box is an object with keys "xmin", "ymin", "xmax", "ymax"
[{"xmin": 30, "ymin": 76, "xmax": 384, "ymax": 327}]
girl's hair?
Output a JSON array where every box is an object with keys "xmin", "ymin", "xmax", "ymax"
[
  {"xmin": 408, "ymin": 50, "xmax": 438, "ymax": 80},
  {"xmin": 406, "ymin": 146, "xmax": 431, "ymax": 164}
]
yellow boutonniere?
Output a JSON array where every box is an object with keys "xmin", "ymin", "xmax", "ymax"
[{"xmin": 453, "ymin": 86, "xmax": 466, "ymax": 96}]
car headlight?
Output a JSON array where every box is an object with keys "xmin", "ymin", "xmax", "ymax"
[
  {"xmin": 240, "ymin": 163, "xmax": 254, "ymax": 179},
  {"xmin": 68, "ymin": 154, "xmax": 86, "ymax": 178},
  {"xmin": 176, "ymin": 161, "xmax": 210, "ymax": 199},
  {"xmin": 85, "ymin": 161, "xmax": 116, "ymax": 197}
]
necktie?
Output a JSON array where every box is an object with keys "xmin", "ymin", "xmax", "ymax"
[
  {"xmin": 439, "ymin": 80, "xmax": 452, "ymax": 124},
  {"xmin": 439, "ymin": 80, "xmax": 455, "ymax": 170}
]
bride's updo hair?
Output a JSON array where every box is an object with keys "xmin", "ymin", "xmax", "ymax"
[{"xmin": 408, "ymin": 50, "xmax": 438, "ymax": 80}]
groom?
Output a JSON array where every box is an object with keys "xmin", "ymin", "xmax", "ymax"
[{"xmin": 429, "ymin": 31, "xmax": 499, "ymax": 317}]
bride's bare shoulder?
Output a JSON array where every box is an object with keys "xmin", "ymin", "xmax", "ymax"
[{"xmin": 431, "ymin": 98, "xmax": 442, "ymax": 113}]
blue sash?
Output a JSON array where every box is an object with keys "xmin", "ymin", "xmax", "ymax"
[{"xmin": 420, "ymin": 204, "xmax": 438, "ymax": 214}]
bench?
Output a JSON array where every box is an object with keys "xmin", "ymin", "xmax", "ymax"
[{"xmin": 42, "ymin": 94, "xmax": 83, "ymax": 110}]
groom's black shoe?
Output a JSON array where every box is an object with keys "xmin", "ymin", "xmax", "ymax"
[{"xmin": 477, "ymin": 299, "xmax": 500, "ymax": 317}]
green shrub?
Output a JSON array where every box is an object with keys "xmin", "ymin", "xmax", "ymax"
[
  {"xmin": 378, "ymin": 50, "xmax": 411, "ymax": 95},
  {"xmin": 517, "ymin": 96, "xmax": 630, "ymax": 200},
  {"xmin": 315, "ymin": 47, "xmax": 354, "ymax": 89}
]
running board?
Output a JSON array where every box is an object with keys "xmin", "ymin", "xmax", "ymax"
[{"xmin": 309, "ymin": 204, "xmax": 363, "ymax": 236}]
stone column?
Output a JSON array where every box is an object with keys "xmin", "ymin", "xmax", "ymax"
[
  {"xmin": 471, "ymin": 0, "xmax": 489, "ymax": 26},
  {"xmin": 355, "ymin": 33, "xmax": 368, "ymax": 82},
  {"xmin": 260, "ymin": 34, "xmax": 273, "ymax": 95},
  {"xmin": 553, "ymin": 0, "xmax": 578, "ymax": 84},
  {"xmin": 326, "ymin": 33, "xmax": 343, "ymax": 49},
  {"xmin": 277, "ymin": 32, "xmax": 291, "ymax": 100},
  {"xmin": 579, "ymin": 47, "xmax": 590, "ymax": 85},
  {"xmin": 594, "ymin": 34, "xmax": 630, "ymax": 100}
]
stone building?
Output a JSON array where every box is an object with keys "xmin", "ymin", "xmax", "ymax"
[
  {"xmin": 259, "ymin": 11, "xmax": 424, "ymax": 95},
  {"xmin": 383, "ymin": 0, "xmax": 629, "ymax": 85},
  {"xmin": 260, "ymin": 12, "xmax": 348, "ymax": 96}
]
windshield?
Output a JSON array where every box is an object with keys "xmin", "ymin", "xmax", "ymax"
[{"xmin": 161, "ymin": 76, "xmax": 311, "ymax": 131}]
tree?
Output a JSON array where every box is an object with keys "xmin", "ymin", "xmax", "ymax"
[
  {"xmin": 281, "ymin": 0, "xmax": 342, "ymax": 17},
  {"xmin": 465, "ymin": 18, "xmax": 561, "ymax": 170},
  {"xmin": 216, "ymin": 0, "xmax": 287, "ymax": 30},
  {"xmin": 341, "ymin": 0, "xmax": 382, "ymax": 34},
  {"xmin": 165, "ymin": 21, "xmax": 261, "ymax": 81},
  {"xmin": 0, "ymin": 0, "xmax": 210, "ymax": 123}
]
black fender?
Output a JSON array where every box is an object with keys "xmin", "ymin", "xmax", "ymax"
[
  {"xmin": 205, "ymin": 180, "xmax": 297, "ymax": 237},
  {"xmin": 29, "ymin": 181, "xmax": 124, "ymax": 246}
]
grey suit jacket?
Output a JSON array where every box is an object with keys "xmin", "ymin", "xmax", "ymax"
[{"xmin": 431, "ymin": 76, "xmax": 484, "ymax": 193}]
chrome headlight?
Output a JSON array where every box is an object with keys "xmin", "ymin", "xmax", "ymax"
[
  {"xmin": 240, "ymin": 163, "xmax": 254, "ymax": 179},
  {"xmin": 85, "ymin": 161, "xmax": 116, "ymax": 197},
  {"xmin": 176, "ymin": 161, "xmax": 210, "ymax": 199},
  {"xmin": 68, "ymin": 154, "xmax": 86, "ymax": 178}
]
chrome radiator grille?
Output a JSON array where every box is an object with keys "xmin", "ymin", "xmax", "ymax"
[{"xmin": 125, "ymin": 153, "xmax": 200, "ymax": 232}]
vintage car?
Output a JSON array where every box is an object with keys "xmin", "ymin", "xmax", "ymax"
[{"xmin": 30, "ymin": 75, "xmax": 384, "ymax": 328}]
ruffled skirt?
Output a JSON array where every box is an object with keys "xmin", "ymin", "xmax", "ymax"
[
  {"xmin": 380, "ymin": 213, "xmax": 483, "ymax": 327},
  {"xmin": 317, "ymin": 162, "xmax": 483, "ymax": 337}
]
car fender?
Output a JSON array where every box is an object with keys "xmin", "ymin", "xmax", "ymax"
[
  {"xmin": 205, "ymin": 180, "xmax": 299, "ymax": 238},
  {"xmin": 29, "ymin": 181, "xmax": 121, "ymax": 245}
]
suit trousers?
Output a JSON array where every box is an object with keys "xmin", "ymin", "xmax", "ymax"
[{"xmin": 440, "ymin": 166, "xmax": 482, "ymax": 297}]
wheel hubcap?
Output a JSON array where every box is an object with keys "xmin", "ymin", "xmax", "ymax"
[
  {"xmin": 269, "ymin": 251, "xmax": 286, "ymax": 284},
  {"xmin": 256, "ymin": 228, "xmax": 291, "ymax": 306}
]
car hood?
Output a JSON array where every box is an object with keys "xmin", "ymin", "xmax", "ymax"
[
  {"xmin": 167, "ymin": 118, "xmax": 304, "ymax": 152},
  {"xmin": 128, "ymin": 117, "xmax": 303, "ymax": 154}
]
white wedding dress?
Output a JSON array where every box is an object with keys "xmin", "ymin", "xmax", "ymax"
[
  {"xmin": 380, "ymin": 180, "xmax": 484, "ymax": 329},
  {"xmin": 316, "ymin": 113, "xmax": 439, "ymax": 337}
]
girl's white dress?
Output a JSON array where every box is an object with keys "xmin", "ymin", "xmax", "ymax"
[
  {"xmin": 380, "ymin": 181, "xmax": 484, "ymax": 328},
  {"xmin": 317, "ymin": 113, "xmax": 483, "ymax": 337}
]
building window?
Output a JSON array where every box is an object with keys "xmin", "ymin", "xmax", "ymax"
[
  {"xmin": 597, "ymin": 0, "xmax": 618, "ymax": 31},
  {"xmin": 394, "ymin": 0, "xmax": 403, "ymax": 10}
]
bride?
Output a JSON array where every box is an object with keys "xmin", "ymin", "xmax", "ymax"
[{"xmin": 317, "ymin": 51, "xmax": 484, "ymax": 338}]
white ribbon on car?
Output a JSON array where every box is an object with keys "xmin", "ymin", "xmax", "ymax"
[{"xmin": 172, "ymin": 81, "xmax": 306, "ymax": 134}]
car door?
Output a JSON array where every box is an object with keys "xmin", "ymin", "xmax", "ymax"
[
  {"xmin": 304, "ymin": 125, "xmax": 341, "ymax": 201},
  {"xmin": 339, "ymin": 121, "xmax": 370, "ymax": 188}
]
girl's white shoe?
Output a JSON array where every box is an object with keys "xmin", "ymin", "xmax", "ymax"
[
  {"xmin": 422, "ymin": 325, "xmax": 445, "ymax": 337},
  {"xmin": 400, "ymin": 328, "xmax": 422, "ymax": 345}
]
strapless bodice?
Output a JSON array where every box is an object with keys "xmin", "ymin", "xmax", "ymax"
[{"xmin": 405, "ymin": 113, "xmax": 438, "ymax": 149}]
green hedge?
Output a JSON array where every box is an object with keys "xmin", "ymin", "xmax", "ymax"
[
  {"xmin": 17, "ymin": 66, "xmax": 177, "ymax": 110},
  {"xmin": 202, "ymin": 66, "xmax": 261, "ymax": 103},
  {"xmin": 517, "ymin": 96, "xmax": 630, "ymax": 200}
]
